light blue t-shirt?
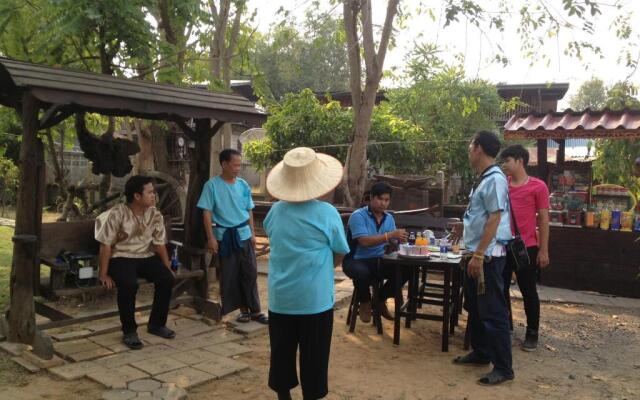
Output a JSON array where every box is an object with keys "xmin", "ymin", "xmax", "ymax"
[
  {"xmin": 197, "ymin": 176, "xmax": 255, "ymax": 241},
  {"xmin": 264, "ymin": 200, "xmax": 350, "ymax": 315},
  {"xmin": 463, "ymin": 165, "xmax": 514, "ymax": 255},
  {"xmin": 348, "ymin": 206, "xmax": 396, "ymax": 260}
]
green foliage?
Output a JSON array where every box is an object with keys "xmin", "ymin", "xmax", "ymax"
[
  {"xmin": 251, "ymin": 11, "xmax": 350, "ymax": 99},
  {"xmin": 244, "ymin": 89, "xmax": 424, "ymax": 174},
  {"xmin": 569, "ymin": 77, "xmax": 607, "ymax": 111},
  {"xmin": 389, "ymin": 49, "xmax": 502, "ymax": 179},
  {"xmin": 0, "ymin": 155, "xmax": 19, "ymax": 206}
]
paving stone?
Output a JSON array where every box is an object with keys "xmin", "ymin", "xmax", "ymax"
[
  {"xmin": 89, "ymin": 320, "xmax": 122, "ymax": 335},
  {"xmin": 138, "ymin": 332, "xmax": 171, "ymax": 346},
  {"xmin": 202, "ymin": 342, "xmax": 251, "ymax": 358},
  {"xmin": 89, "ymin": 331, "xmax": 125, "ymax": 347},
  {"xmin": 96, "ymin": 352, "xmax": 150, "ymax": 368},
  {"xmin": 136, "ymin": 392, "xmax": 153, "ymax": 397},
  {"xmin": 128, "ymin": 378, "xmax": 162, "ymax": 392},
  {"xmin": 170, "ymin": 306, "xmax": 197, "ymax": 318},
  {"xmin": 152, "ymin": 386, "xmax": 188, "ymax": 400},
  {"xmin": 192, "ymin": 357, "xmax": 249, "ymax": 378},
  {"xmin": 49, "ymin": 361, "xmax": 109, "ymax": 380},
  {"xmin": 50, "ymin": 329, "xmax": 93, "ymax": 342},
  {"xmin": 0, "ymin": 341, "xmax": 29, "ymax": 356},
  {"xmin": 104, "ymin": 343, "xmax": 131, "ymax": 353},
  {"xmin": 12, "ymin": 356, "xmax": 41, "ymax": 372},
  {"xmin": 54, "ymin": 338, "xmax": 103, "ymax": 356},
  {"xmin": 154, "ymin": 367, "xmax": 216, "ymax": 389},
  {"xmin": 163, "ymin": 335, "xmax": 221, "ymax": 352},
  {"xmin": 229, "ymin": 320, "xmax": 268, "ymax": 337},
  {"xmin": 168, "ymin": 348, "xmax": 225, "ymax": 366},
  {"xmin": 135, "ymin": 344, "xmax": 178, "ymax": 359},
  {"xmin": 175, "ymin": 324, "xmax": 215, "ymax": 338},
  {"xmin": 130, "ymin": 357, "xmax": 187, "ymax": 376},
  {"xmin": 69, "ymin": 347, "xmax": 114, "ymax": 362},
  {"xmin": 22, "ymin": 351, "xmax": 65, "ymax": 368},
  {"xmin": 102, "ymin": 389, "xmax": 137, "ymax": 400},
  {"xmin": 88, "ymin": 365, "xmax": 149, "ymax": 389}
]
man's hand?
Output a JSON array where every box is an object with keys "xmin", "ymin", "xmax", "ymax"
[
  {"xmin": 537, "ymin": 250, "xmax": 550, "ymax": 268},
  {"xmin": 391, "ymin": 229, "xmax": 408, "ymax": 242},
  {"xmin": 467, "ymin": 256, "xmax": 483, "ymax": 279},
  {"xmin": 207, "ymin": 238, "xmax": 219, "ymax": 255},
  {"xmin": 99, "ymin": 274, "xmax": 115, "ymax": 290}
]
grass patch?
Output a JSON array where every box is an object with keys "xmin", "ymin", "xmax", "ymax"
[{"xmin": 0, "ymin": 226, "xmax": 13, "ymax": 311}]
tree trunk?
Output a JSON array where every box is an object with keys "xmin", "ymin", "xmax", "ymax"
[
  {"xmin": 135, "ymin": 119, "xmax": 155, "ymax": 173},
  {"xmin": 8, "ymin": 93, "xmax": 42, "ymax": 344},
  {"xmin": 342, "ymin": 0, "xmax": 399, "ymax": 207}
]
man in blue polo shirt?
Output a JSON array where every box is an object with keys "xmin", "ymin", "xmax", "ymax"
[
  {"xmin": 451, "ymin": 131, "xmax": 514, "ymax": 386},
  {"xmin": 343, "ymin": 182, "xmax": 408, "ymax": 323}
]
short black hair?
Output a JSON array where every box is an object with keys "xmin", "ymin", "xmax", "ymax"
[
  {"xmin": 370, "ymin": 181, "xmax": 393, "ymax": 198},
  {"xmin": 500, "ymin": 144, "xmax": 529, "ymax": 166},
  {"xmin": 124, "ymin": 175, "xmax": 153, "ymax": 203},
  {"xmin": 471, "ymin": 131, "xmax": 501, "ymax": 158},
  {"xmin": 219, "ymin": 148, "xmax": 241, "ymax": 165}
]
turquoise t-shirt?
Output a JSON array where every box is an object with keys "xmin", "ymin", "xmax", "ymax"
[
  {"xmin": 264, "ymin": 200, "xmax": 350, "ymax": 315},
  {"xmin": 197, "ymin": 176, "xmax": 255, "ymax": 241}
]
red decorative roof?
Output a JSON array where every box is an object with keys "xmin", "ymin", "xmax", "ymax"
[{"xmin": 503, "ymin": 108, "xmax": 640, "ymax": 140}]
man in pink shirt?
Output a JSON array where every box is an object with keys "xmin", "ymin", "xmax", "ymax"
[{"xmin": 499, "ymin": 145, "xmax": 550, "ymax": 352}]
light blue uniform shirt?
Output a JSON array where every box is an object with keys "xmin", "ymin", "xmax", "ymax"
[
  {"xmin": 463, "ymin": 165, "xmax": 513, "ymax": 255},
  {"xmin": 197, "ymin": 176, "xmax": 255, "ymax": 241},
  {"xmin": 348, "ymin": 206, "xmax": 396, "ymax": 260},
  {"xmin": 264, "ymin": 200, "xmax": 350, "ymax": 315}
]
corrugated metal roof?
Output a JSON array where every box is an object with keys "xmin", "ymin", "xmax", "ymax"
[
  {"xmin": 0, "ymin": 57, "xmax": 266, "ymax": 126},
  {"xmin": 504, "ymin": 108, "xmax": 640, "ymax": 140}
]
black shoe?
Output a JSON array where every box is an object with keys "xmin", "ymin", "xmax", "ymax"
[
  {"xmin": 452, "ymin": 351, "xmax": 491, "ymax": 366},
  {"xmin": 147, "ymin": 325, "xmax": 176, "ymax": 339},
  {"xmin": 521, "ymin": 333, "xmax": 538, "ymax": 352},
  {"xmin": 122, "ymin": 333, "xmax": 143, "ymax": 350},
  {"xmin": 477, "ymin": 369, "xmax": 514, "ymax": 386}
]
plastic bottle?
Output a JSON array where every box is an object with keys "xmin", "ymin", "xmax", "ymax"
[
  {"xmin": 171, "ymin": 247, "xmax": 180, "ymax": 272},
  {"xmin": 440, "ymin": 238, "xmax": 448, "ymax": 260},
  {"xmin": 408, "ymin": 231, "xmax": 416, "ymax": 245}
]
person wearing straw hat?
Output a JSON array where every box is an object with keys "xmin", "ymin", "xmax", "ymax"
[{"xmin": 263, "ymin": 147, "xmax": 350, "ymax": 400}]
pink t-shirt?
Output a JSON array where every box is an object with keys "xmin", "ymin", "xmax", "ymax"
[{"xmin": 508, "ymin": 176, "xmax": 550, "ymax": 248}]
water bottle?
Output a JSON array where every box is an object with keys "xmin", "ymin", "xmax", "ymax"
[
  {"xmin": 170, "ymin": 247, "xmax": 180, "ymax": 272},
  {"xmin": 440, "ymin": 238, "xmax": 448, "ymax": 260}
]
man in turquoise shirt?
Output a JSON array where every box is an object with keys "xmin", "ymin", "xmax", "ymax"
[
  {"xmin": 198, "ymin": 149, "xmax": 267, "ymax": 324},
  {"xmin": 451, "ymin": 131, "xmax": 514, "ymax": 386},
  {"xmin": 264, "ymin": 147, "xmax": 349, "ymax": 400}
]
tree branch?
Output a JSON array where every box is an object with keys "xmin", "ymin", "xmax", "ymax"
[
  {"xmin": 360, "ymin": 0, "xmax": 376, "ymax": 75},
  {"xmin": 375, "ymin": 0, "xmax": 400, "ymax": 78}
]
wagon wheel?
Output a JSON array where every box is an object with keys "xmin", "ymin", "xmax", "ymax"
[{"xmin": 146, "ymin": 171, "xmax": 187, "ymax": 225}]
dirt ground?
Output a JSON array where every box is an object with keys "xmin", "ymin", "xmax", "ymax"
[{"xmin": 2, "ymin": 272, "xmax": 639, "ymax": 400}]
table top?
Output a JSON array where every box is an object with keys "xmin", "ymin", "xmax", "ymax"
[{"xmin": 382, "ymin": 252, "xmax": 464, "ymax": 265}]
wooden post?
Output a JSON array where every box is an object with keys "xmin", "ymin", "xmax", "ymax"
[
  {"xmin": 557, "ymin": 139, "xmax": 566, "ymax": 166},
  {"xmin": 537, "ymin": 139, "xmax": 548, "ymax": 181},
  {"xmin": 8, "ymin": 93, "xmax": 41, "ymax": 344}
]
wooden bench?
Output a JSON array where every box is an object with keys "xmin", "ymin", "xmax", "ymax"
[{"xmin": 36, "ymin": 218, "xmax": 220, "ymax": 329}]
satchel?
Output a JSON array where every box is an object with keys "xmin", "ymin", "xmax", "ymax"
[{"xmin": 506, "ymin": 195, "xmax": 530, "ymax": 271}]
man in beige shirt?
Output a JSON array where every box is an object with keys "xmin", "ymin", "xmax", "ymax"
[{"xmin": 96, "ymin": 175, "xmax": 176, "ymax": 349}]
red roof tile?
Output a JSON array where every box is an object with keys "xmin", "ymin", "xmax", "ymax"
[{"xmin": 503, "ymin": 108, "xmax": 640, "ymax": 140}]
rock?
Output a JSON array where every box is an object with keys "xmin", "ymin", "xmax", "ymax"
[
  {"xmin": 32, "ymin": 330, "xmax": 54, "ymax": 359},
  {"xmin": 569, "ymin": 374, "xmax": 576, "ymax": 380},
  {"xmin": 128, "ymin": 379, "xmax": 162, "ymax": 392}
]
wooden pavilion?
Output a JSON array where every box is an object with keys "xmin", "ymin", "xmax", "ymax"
[{"xmin": 0, "ymin": 58, "xmax": 266, "ymax": 353}]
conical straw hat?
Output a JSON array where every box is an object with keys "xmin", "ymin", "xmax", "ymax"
[{"xmin": 266, "ymin": 147, "xmax": 343, "ymax": 202}]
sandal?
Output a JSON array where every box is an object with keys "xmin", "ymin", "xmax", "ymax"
[
  {"xmin": 236, "ymin": 312, "xmax": 251, "ymax": 323},
  {"xmin": 251, "ymin": 313, "xmax": 269, "ymax": 325},
  {"xmin": 477, "ymin": 370, "xmax": 514, "ymax": 386},
  {"xmin": 122, "ymin": 333, "xmax": 143, "ymax": 350}
]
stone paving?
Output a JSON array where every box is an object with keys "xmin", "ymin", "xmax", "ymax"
[{"xmin": 1, "ymin": 306, "xmax": 263, "ymax": 399}]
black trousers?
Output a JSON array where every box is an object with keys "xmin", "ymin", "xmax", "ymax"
[
  {"xmin": 108, "ymin": 256, "xmax": 175, "ymax": 335},
  {"xmin": 503, "ymin": 246, "xmax": 540, "ymax": 333},
  {"xmin": 219, "ymin": 240, "xmax": 261, "ymax": 315},
  {"xmin": 268, "ymin": 309, "xmax": 333, "ymax": 400},
  {"xmin": 465, "ymin": 256, "xmax": 513, "ymax": 377},
  {"xmin": 342, "ymin": 257, "xmax": 409, "ymax": 303}
]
